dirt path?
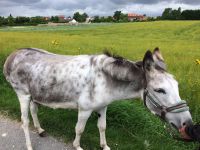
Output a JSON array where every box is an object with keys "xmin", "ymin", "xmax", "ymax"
[{"xmin": 0, "ymin": 115, "xmax": 74, "ymax": 150}]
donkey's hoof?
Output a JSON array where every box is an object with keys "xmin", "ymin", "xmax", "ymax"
[
  {"xmin": 76, "ymin": 146, "xmax": 83, "ymax": 150},
  {"xmin": 101, "ymin": 145, "xmax": 110, "ymax": 150},
  {"xmin": 27, "ymin": 145, "xmax": 33, "ymax": 150},
  {"xmin": 39, "ymin": 131, "xmax": 47, "ymax": 137},
  {"xmin": 104, "ymin": 146, "xmax": 111, "ymax": 150}
]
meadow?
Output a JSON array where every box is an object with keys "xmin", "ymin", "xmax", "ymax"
[{"xmin": 0, "ymin": 21, "xmax": 200, "ymax": 150}]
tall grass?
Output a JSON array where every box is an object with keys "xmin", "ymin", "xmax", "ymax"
[{"xmin": 0, "ymin": 21, "xmax": 200, "ymax": 149}]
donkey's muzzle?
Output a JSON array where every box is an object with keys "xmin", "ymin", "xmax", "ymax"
[{"xmin": 182, "ymin": 124, "xmax": 200, "ymax": 141}]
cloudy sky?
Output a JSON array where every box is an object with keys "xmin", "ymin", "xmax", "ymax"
[{"xmin": 0, "ymin": 0, "xmax": 200, "ymax": 17}]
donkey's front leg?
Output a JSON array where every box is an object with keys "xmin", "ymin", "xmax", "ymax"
[
  {"xmin": 73, "ymin": 109, "xmax": 92, "ymax": 150},
  {"xmin": 97, "ymin": 107, "xmax": 110, "ymax": 150}
]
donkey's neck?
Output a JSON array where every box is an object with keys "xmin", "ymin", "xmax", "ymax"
[
  {"xmin": 105, "ymin": 72, "xmax": 146, "ymax": 102},
  {"xmin": 100, "ymin": 54, "xmax": 146, "ymax": 102}
]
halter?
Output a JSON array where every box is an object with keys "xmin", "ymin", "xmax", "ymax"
[{"xmin": 143, "ymin": 89, "xmax": 189, "ymax": 120}]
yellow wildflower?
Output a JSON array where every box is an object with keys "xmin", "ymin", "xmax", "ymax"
[
  {"xmin": 196, "ymin": 59, "xmax": 200, "ymax": 65},
  {"xmin": 51, "ymin": 40, "xmax": 59, "ymax": 45}
]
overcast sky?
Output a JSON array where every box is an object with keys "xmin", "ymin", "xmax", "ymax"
[{"xmin": 0, "ymin": 0, "xmax": 200, "ymax": 17}]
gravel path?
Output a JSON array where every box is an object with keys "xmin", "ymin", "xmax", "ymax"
[{"xmin": 0, "ymin": 115, "xmax": 74, "ymax": 150}]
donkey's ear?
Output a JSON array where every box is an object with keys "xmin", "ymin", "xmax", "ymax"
[
  {"xmin": 153, "ymin": 47, "xmax": 164, "ymax": 61},
  {"xmin": 143, "ymin": 50, "xmax": 154, "ymax": 71},
  {"xmin": 153, "ymin": 47, "xmax": 167, "ymax": 71}
]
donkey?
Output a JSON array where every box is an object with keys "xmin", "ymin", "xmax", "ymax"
[{"xmin": 3, "ymin": 47, "xmax": 192, "ymax": 150}]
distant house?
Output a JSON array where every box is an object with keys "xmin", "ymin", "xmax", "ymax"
[
  {"xmin": 128, "ymin": 13, "xmax": 147, "ymax": 21},
  {"xmin": 85, "ymin": 17, "xmax": 93, "ymax": 23},
  {"xmin": 69, "ymin": 19, "xmax": 78, "ymax": 25},
  {"xmin": 44, "ymin": 17, "xmax": 50, "ymax": 21},
  {"xmin": 58, "ymin": 15, "xmax": 65, "ymax": 22},
  {"xmin": 66, "ymin": 16, "xmax": 72, "ymax": 22}
]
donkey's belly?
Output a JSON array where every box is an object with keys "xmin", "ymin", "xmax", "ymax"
[
  {"xmin": 34, "ymin": 100, "xmax": 78, "ymax": 109},
  {"xmin": 30, "ymin": 83, "xmax": 80, "ymax": 103}
]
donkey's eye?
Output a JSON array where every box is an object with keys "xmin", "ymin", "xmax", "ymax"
[{"xmin": 154, "ymin": 88, "xmax": 166, "ymax": 94}]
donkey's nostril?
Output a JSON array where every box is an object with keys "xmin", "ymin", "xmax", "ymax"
[{"xmin": 182, "ymin": 120, "xmax": 193, "ymax": 127}]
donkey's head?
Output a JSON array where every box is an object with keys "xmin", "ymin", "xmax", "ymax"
[{"xmin": 142, "ymin": 48, "xmax": 192, "ymax": 130}]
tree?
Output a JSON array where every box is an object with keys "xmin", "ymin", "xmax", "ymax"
[
  {"xmin": 73, "ymin": 12, "xmax": 88, "ymax": 22},
  {"xmin": 0, "ymin": 16, "xmax": 7, "ymax": 26},
  {"xmin": 113, "ymin": 11, "xmax": 122, "ymax": 22},
  {"xmin": 30, "ymin": 16, "xmax": 47, "ymax": 25},
  {"xmin": 120, "ymin": 13, "xmax": 128, "ymax": 22},
  {"xmin": 181, "ymin": 9, "xmax": 200, "ymax": 20},
  {"xmin": 7, "ymin": 14, "xmax": 14, "ymax": 26},
  {"xmin": 50, "ymin": 16, "xmax": 59, "ymax": 23},
  {"xmin": 177, "ymin": 7, "xmax": 182, "ymax": 19},
  {"xmin": 73, "ymin": 12, "xmax": 82, "ymax": 22},
  {"xmin": 113, "ymin": 11, "xmax": 128, "ymax": 22},
  {"xmin": 162, "ymin": 8, "xmax": 173, "ymax": 20},
  {"xmin": 92, "ymin": 16, "xmax": 100, "ymax": 23},
  {"xmin": 106, "ymin": 16, "xmax": 113, "ymax": 22},
  {"xmin": 170, "ymin": 7, "xmax": 181, "ymax": 20},
  {"xmin": 82, "ymin": 13, "xmax": 88, "ymax": 22},
  {"xmin": 15, "ymin": 16, "xmax": 30, "ymax": 25}
]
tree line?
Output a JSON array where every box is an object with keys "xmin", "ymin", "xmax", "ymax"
[
  {"xmin": 0, "ymin": 8, "xmax": 200, "ymax": 26},
  {"xmin": 0, "ymin": 14, "xmax": 49, "ymax": 26},
  {"xmin": 0, "ymin": 13, "xmax": 91, "ymax": 26},
  {"xmin": 160, "ymin": 7, "xmax": 200, "ymax": 20},
  {"xmin": 0, "ymin": 11, "xmax": 130, "ymax": 26},
  {"xmin": 92, "ymin": 11, "xmax": 129, "ymax": 23}
]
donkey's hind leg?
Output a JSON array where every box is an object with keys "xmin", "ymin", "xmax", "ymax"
[
  {"xmin": 17, "ymin": 92, "xmax": 33, "ymax": 150},
  {"xmin": 30, "ymin": 101, "xmax": 46, "ymax": 137}
]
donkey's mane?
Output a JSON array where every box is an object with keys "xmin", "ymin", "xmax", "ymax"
[
  {"xmin": 103, "ymin": 51, "xmax": 124, "ymax": 64},
  {"xmin": 103, "ymin": 51, "xmax": 141, "ymax": 68},
  {"xmin": 102, "ymin": 51, "xmax": 144, "ymax": 82}
]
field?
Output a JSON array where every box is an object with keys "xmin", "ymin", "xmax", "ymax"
[{"xmin": 0, "ymin": 21, "xmax": 200, "ymax": 150}]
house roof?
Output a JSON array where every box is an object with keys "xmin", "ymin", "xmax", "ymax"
[
  {"xmin": 128, "ymin": 13, "xmax": 144, "ymax": 17},
  {"xmin": 58, "ymin": 15, "xmax": 65, "ymax": 19}
]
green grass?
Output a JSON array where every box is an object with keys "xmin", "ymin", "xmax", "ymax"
[{"xmin": 0, "ymin": 21, "xmax": 200, "ymax": 150}]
